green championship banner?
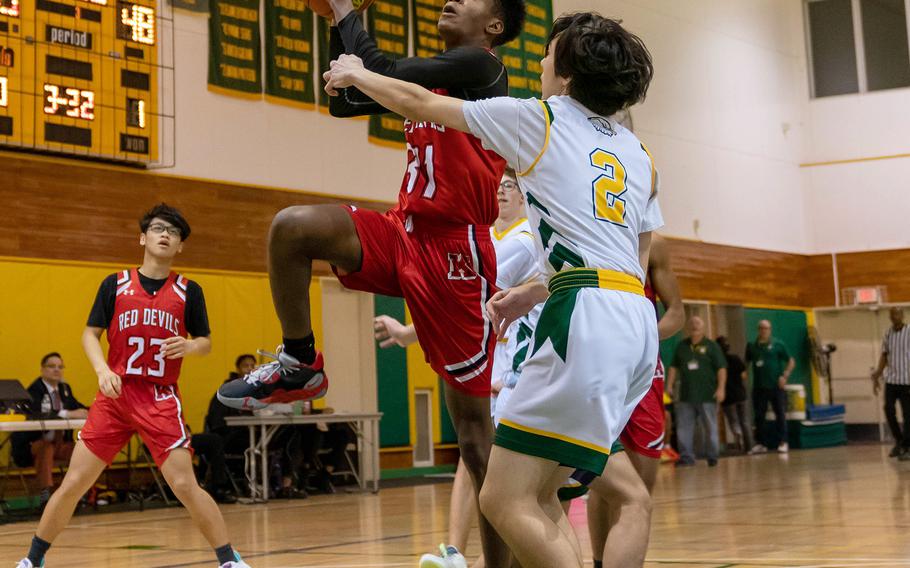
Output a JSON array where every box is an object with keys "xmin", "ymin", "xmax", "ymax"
[
  {"xmin": 317, "ymin": 17, "xmax": 332, "ymax": 110},
  {"xmin": 209, "ymin": 0, "xmax": 262, "ymax": 97},
  {"xmin": 412, "ymin": 0, "xmax": 443, "ymax": 58},
  {"xmin": 367, "ymin": 0, "xmax": 409, "ymax": 148},
  {"xmin": 170, "ymin": 0, "xmax": 209, "ymax": 14},
  {"xmin": 265, "ymin": 0, "xmax": 316, "ymax": 107},
  {"xmin": 498, "ymin": 0, "xmax": 551, "ymax": 99}
]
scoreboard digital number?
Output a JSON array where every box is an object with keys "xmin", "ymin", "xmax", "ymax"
[
  {"xmin": 0, "ymin": 0, "xmax": 159, "ymax": 163},
  {"xmin": 44, "ymin": 84, "xmax": 95, "ymax": 119}
]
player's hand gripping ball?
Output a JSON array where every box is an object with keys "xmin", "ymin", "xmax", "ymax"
[{"xmin": 306, "ymin": 0, "xmax": 374, "ymax": 20}]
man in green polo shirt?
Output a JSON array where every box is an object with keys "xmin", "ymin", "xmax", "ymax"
[
  {"xmin": 746, "ymin": 319, "xmax": 795, "ymax": 454},
  {"xmin": 668, "ymin": 316, "xmax": 727, "ymax": 467}
]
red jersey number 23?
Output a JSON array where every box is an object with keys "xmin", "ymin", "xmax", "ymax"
[{"xmin": 125, "ymin": 337, "xmax": 167, "ymax": 378}]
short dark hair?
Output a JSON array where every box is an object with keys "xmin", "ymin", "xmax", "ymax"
[
  {"xmin": 548, "ymin": 13, "xmax": 653, "ymax": 117},
  {"xmin": 491, "ymin": 0, "xmax": 526, "ymax": 47},
  {"xmin": 139, "ymin": 203, "xmax": 191, "ymax": 241},
  {"xmin": 503, "ymin": 166, "xmax": 517, "ymax": 179},
  {"xmin": 716, "ymin": 336, "xmax": 730, "ymax": 353},
  {"xmin": 41, "ymin": 352, "xmax": 62, "ymax": 366},
  {"xmin": 235, "ymin": 353, "xmax": 256, "ymax": 368}
]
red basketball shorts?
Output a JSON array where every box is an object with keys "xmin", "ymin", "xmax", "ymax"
[
  {"xmin": 79, "ymin": 379, "xmax": 192, "ymax": 467},
  {"xmin": 620, "ymin": 358, "xmax": 666, "ymax": 459},
  {"xmin": 335, "ymin": 206, "xmax": 497, "ymax": 397}
]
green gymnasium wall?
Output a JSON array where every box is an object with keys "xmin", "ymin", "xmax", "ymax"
[
  {"xmin": 744, "ymin": 308, "xmax": 813, "ymax": 403},
  {"xmin": 374, "ymin": 295, "xmax": 457, "ymax": 451},
  {"xmin": 658, "ymin": 306, "xmax": 813, "ymax": 403},
  {"xmin": 439, "ymin": 384, "xmax": 457, "ymax": 443},
  {"xmin": 374, "ymin": 295, "xmax": 410, "ymax": 447}
]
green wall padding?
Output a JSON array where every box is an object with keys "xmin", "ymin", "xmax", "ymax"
[
  {"xmin": 374, "ymin": 295, "xmax": 410, "ymax": 447},
  {"xmin": 744, "ymin": 308, "xmax": 813, "ymax": 404}
]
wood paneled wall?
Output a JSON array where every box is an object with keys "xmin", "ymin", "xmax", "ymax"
[
  {"xmin": 666, "ymin": 239, "xmax": 813, "ymax": 307},
  {"xmin": 825, "ymin": 249, "xmax": 910, "ymax": 305},
  {"xmin": 2, "ymin": 153, "xmax": 904, "ymax": 307},
  {"xmin": 0, "ymin": 153, "xmax": 390, "ymax": 274}
]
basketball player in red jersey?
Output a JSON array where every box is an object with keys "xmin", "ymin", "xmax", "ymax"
[
  {"xmin": 18, "ymin": 205, "xmax": 250, "ymax": 568},
  {"xmin": 585, "ymin": 234, "xmax": 684, "ymax": 568},
  {"xmin": 216, "ymin": 0, "xmax": 525, "ymax": 563}
]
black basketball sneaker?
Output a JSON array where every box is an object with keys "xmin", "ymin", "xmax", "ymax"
[{"xmin": 217, "ymin": 348, "xmax": 328, "ymax": 410}]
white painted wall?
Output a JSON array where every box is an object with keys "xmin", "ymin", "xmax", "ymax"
[
  {"xmin": 554, "ymin": 0, "xmax": 812, "ymax": 252},
  {"xmin": 163, "ymin": 0, "xmax": 816, "ymax": 251},
  {"xmin": 804, "ymin": 89, "xmax": 910, "ymax": 253},
  {"xmin": 168, "ymin": 10, "xmax": 405, "ymax": 203}
]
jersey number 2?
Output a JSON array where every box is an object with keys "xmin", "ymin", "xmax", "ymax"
[
  {"xmin": 125, "ymin": 337, "xmax": 166, "ymax": 377},
  {"xmin": 405, "ymin": 143, "xmax": 437, "ymax": 199},
  {"xmin": 590, "ymin": 149, "xmax": 628, "ymax": 228}
]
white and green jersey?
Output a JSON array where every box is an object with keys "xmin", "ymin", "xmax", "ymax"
[
  {"xmin": 463, "ymin": 95, "xmax": 663, "ymax": 474},
  {"xmin": 490, "ymin": 218, "xmax": 543, "ymax": 387},
  {"xmin": 464, "ymin": 95, "xmax": 663, "ymax": 281}
]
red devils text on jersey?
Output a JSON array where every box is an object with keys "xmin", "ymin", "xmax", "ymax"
[
  {"xmin": 107, "ymin": 269, "xmax": 189, "ymax": 386},
  {"xmin": 394, "ymin": 89, "xmax": 506, "ymax": 227}
]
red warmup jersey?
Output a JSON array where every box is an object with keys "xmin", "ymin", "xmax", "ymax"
[
  {"xmin": 107, "ymin": 269, "xmax": 188, "ymax": 386},
  {"xmin": 395, "ymin": 88, "xmax": 506, "ymax": 227}
]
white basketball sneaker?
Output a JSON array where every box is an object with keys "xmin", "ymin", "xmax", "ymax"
[
  {"xmin": 419, "ymin": 544, "xmax": 467, "ymax": 568},
  {"xmin": 16, "ymin": 559, "xmax": 42, "ymax": 568}
]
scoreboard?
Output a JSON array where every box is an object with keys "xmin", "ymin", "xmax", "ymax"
[{"xmin": 0, "ymin": 0, "xmax": 160, "ymax": 163}]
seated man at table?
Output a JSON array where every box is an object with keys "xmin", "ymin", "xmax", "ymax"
[
  {"xmin": 205, "ymin": 355, "xmax": 256, "ymax": 454},
  {"xmin": 10, "ymin": 353, "xmax": 89, "ymax": 503}
]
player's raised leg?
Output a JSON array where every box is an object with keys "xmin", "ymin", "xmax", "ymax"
[
  {"xmin": 267, "ymin": 205, "xmax": 362, "ymax": 338},
  {"xmin": 218, "ymin": 205, "xmax": 363, "ymax": 409}
]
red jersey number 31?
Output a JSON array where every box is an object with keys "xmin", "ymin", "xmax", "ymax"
[{"xmin": 405, "ymin": 143, "xmax": 438, "ymax": 199}]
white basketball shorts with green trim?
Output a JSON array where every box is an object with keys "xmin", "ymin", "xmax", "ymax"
[{"xmin": 495, "ymin": 268, "xmax": 659, "ymax": 476}]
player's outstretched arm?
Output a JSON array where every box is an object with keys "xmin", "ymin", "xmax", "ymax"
[
  {"xmin": 486, "ymin": 281, "xmax": 549, "ymax": 338},
  {"xmin": 326, "ymin": 55, "xmax": 469, "ymax": 130},
  {"xmin": 326, "ymin": 9, "xmax": 504, "ymax": 118},
  {"xmin": 649, "ymin": 234, "xmax": 684, "ymax": 339},
  {"xmin": 374, "ymin": 315, "xmax": 419, "ymax": 348}
]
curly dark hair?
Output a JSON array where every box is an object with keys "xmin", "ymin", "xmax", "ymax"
[
  {"xmin": 139, "ymin": 203, "xmax": 191, "ymax": 241},
  {"xmin": 491, "ymin": 0, "xmax": 526, "ymax": 47},
  {"xmin": 548, "ymin": 12, "xmax": 653, "ymax": 117},
  {"xmin": 235, "ymin": 353, "xmax": 257, "ymax": 368}
]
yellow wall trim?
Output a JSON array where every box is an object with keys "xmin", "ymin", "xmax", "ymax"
[
  {"xmin": 800, "ymin": 152, "xmax": 910, "ymax": 168},
  {"xmin": 0, "ymin": 255, "xmax": 268, "ymax": 278}
]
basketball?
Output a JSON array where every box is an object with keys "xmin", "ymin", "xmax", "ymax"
[{"xmin": 306, "ymin": 0, "xmax": 375, "ymax": 20}]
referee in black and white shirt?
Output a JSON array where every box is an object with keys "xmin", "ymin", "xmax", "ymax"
[{"xmin": 872, "ymin": 307, "xmax": 910, "ymax": 458}]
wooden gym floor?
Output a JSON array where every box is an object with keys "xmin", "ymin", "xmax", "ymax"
[{"xmin": 1, "ymin": 444, "xmax": 909, "ymax": 567}]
